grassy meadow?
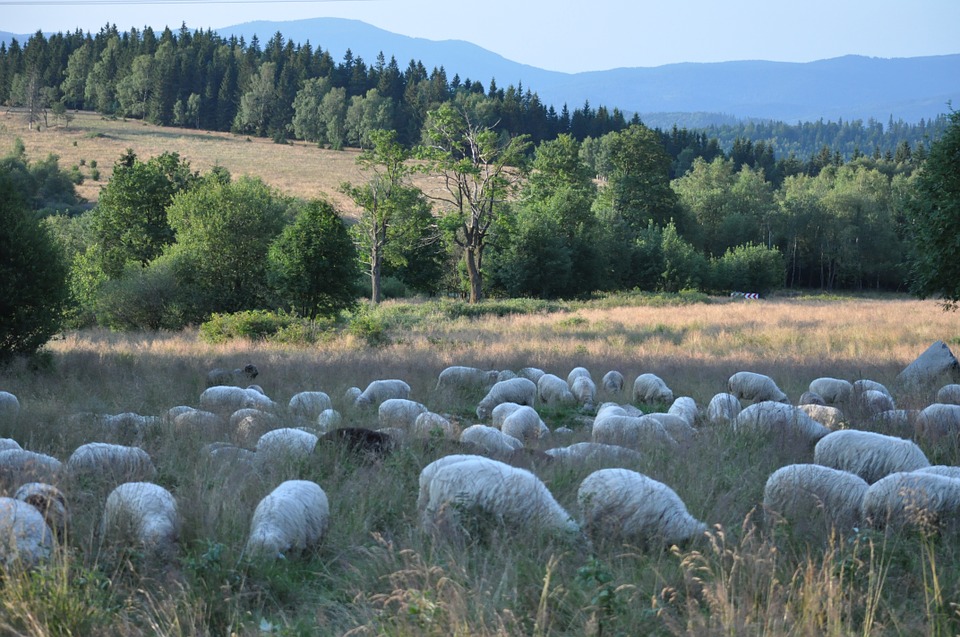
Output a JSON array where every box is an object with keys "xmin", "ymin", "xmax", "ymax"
[{"xmin": 1, "ymin": 294, "xmax": 960, "ymax": 635}]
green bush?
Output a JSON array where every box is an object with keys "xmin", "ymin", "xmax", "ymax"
[
  {"xmin": 347, "ymin": 309, "xmax": 390, "ymax": 347},
  {"xmin": 711, "ymin": 243, "xmax": 785, "ymax": 295},
  {"xmin": 198, "ymin": 309, "xmax": 335, "ymax": 344},
  {"xmin": 92, "ymin": 257, "xmax": 185, "ymax": 330}
]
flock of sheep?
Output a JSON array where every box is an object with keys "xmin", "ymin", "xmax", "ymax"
[{"xmin": 1, "ymin": 339, "xmax": 960, "ymax": 570}]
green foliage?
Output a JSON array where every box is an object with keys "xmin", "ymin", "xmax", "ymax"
[
  {"xmin": 199, "ymin": 309, "xmax": 335, "ymax": 344},
  {"xmin": 487, "ymin": 206, "xmax": 573, "ymax": 299},
  {"xmin": 347, "ymin": 307, "xmax": 391, "ymax": 347},
  {"xmin": 0, "ymin": 139, "xmax": 81, "ymax": 212},
  {"xmin": 92, "ymin": 255, "xmax": 185, "ymax": 330},
  {"xmin": 268, "ymin": 198, "xmax": 360, "ymax": 319},
  {"xmin": 0, "ymin": 173, "xmax": 70, "ymax": 361},
  {"xmin": 166, "ymin": 175, "xmax": 287, "ymax": 319},
  {"xmin": 907, "ymin": 110, "xmax": 960, "ymax": 308},
  {"xmin": 659, "ymin": 222, "xmax": 707, "ymax": 293},
  {"xmin": 711, "ymin": 243, "xmax": 786, "ymax": 295}
]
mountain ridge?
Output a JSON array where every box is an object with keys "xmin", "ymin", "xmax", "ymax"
[{"xmin": 3, "ymin": 18, "xmax": 958, "ymax": 124}]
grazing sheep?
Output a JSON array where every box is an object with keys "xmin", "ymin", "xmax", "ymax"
[
  {"xmin": 518, "ymin": 367, "xmax": 546, "ymax": 384},
  {"xmin": 668, "ymin": 397, "xmax": 700, "ymax": 427},
  {"xmin": 97, "ymin": 412, "xmax": 160, "ymax": 445},
  {"xmin": 578, "ymin": 468, "xmax": 707, "ymax": 547},
  {"xmin": 163, "ymin": 405, "xmax": 196, "ymax": 425},
  {"xmin": 858, "ymin": 389, "xmax": 895, "ymax": 419},
  {"xmin": 853, "ymin": 379, "xmax": 891, "ymax": 397},
  {"xmin": 245, "ymin": 480, "xmax": 330, "ymax": 559},
  {"xmin": 202, "ymin": 443, "xmax": 257, "ymax": 479},
  {"xmin": 229, "ymin": 408, "xmax": 278, "ymax": 445},
  {"xmin": 728, "ymin": 371, "xmax": 789, "ymax": 404},
  {"xmin": 66, "ymin": 442, "xmax": 156, "ymax": 486},
  {"xmin": 570, "ymin": 376, "xmax": 598, "ymax": 411},
  {"xmin": 497, "ymin": 370, "xmax": 518, "ymax": 382},
  {"xmin": 808, "ymin": 378, "xmax": 854, "ymax": 405},
  {"xmin": 344, "ymin": 386, "xmax": 363, "ymax": 404},
  {"xmin": 0, "ymin": 497, "xmax": 54, "ymax": 569},
  {"xmin": 538, "ymin": 374, "xmax": 577, "ymax": 407},
  {"xmin": 797, "ymin": 404, "xmax": 846, "ymax": 430},
  {"xmin": 862, "ymin": 471, "xmax": 960, "ymax": 532},
  {"xmin": 354, "ymin": 379, "xmax": 412, "ymax": 407},
  {"xmin": 501, "ymin": 406, "xmax": 546, "ymax": 443},
  {"xmin": 206, "ymin": 364, "xmax": 259, "ymax": 387},
  {"xmin": 476, "ymin": 378, "xmax": 537, "ymax": 420},
  {"xmin": 254, "ymin": 428, "xmax": 318, "ymax": 468},
  {"xmin": 0, "ymin": 438, "xmax": 22, "ymax": 452},
  {"xmin": 413, "ymin": 412, "xmax": 454, "ymax": 439},
  {"xmin": 601, "ymin": 371, "xmax": 625, "ymax": 394},
  {"xmin": 435, "ymin": 366, "xmax": 499, "ymax": 393},
  {"xmin": 545, "ymin": 442, "xmax": 644, "ymax": 466},
  {"xmin": 915, "ymin": 403, "xmax": 960, "ymax": 443},
  {"xmin": 646, "ymin": 413, "xmax": 696, "ymax": 443},
  {"xmin": 763, "ymin": 464, "xmax": 868, "ymax": 535},
  {"xmin": 288, "ymin": 391, "xmax": 333, "ymax": 421},
  {"xmin": 591, "ymin": 414, "xmax": 678, "ymax": 452},
  {"xmin": 173, "ymin": 409, "xmax": 223, "ymax": 438},
  {"xmin": 0, "ymin": 449, "xmax": 63, "ymax": 486},
  {"xmin": 0, "ymin": 391, "xmax": 20, "ymax": 424},
  {"xmin": 491, "ymin": 402, "xmax": 525, "ymax": 428},
  {"xmin": 936, "ymin": 384, "xmax": 960, "ymax": 405},
  {"xmin": 916, "ymin": 465, "xmax": 960, "ymax": 480},
  {"xmin": 101, "ymin": 482, "xmax": 179, "ymax": 559},
  {"xmin": 460, "ymin": 425, "xmax": 524, "ymax": 456},
  {"xmin": 733, "ymin": 401, "xmax": 830, "ymax": 445},
  {"xmin": 868, "ymin": 409, "xmax": 921, "ymax": 439},
  {"xmin": 416, "ymin": 454, "xmax": 482, "ymax": 512},
  {"xmin": 200, "ymin": 386, "xmax": 276, "ymax": 415},
  {"xmin": 567, "ymin": 367, "xmax": 592, "ymax": 386},
  {"xmin": 419, "ymin": 455, "xmax": 580, "ymax": 540},
  {"xmin": 814, "ymin": 429, "xmax": 930, "ymax": 484},
  {"xmin": 316, "ymin": 408, "xmax": 343, "ymax": 433},
  {"xmin": 798, "ymin": 391, "xmax": 827, "ymax": 406},
  {"xmin": 706, "ymin": 393, "xmax": 742, "ymax": 426},
  {"xmin": 378, "ymin": 398, "xmax": 429, "ymax": 430},
  {"xmin": 14, "ymin": 483, "xmax": 68, "ymax": 540},
  {"xmin": 632, "ymin": 373, "xmax": 674, "ymax": 405},
  {"xmin": 319, "ymin": 427, "xmax": 395, "ymax": 458}
]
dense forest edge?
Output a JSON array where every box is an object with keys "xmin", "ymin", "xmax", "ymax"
[{"xmin": 1, "ymin": 22, "xmax": 959, "ymax": 359}]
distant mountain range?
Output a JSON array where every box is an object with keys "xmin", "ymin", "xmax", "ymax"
[{"xmin": 5, "ymin": 18, "xmax": 959, "ymax": 124}]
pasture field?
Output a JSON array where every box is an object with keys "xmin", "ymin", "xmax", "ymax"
[
  {"xmin": 1, "ymin": 294, "xmax": 959, "ymax": 635},
  {"xmin": 0, "ymin": 108, "xmax": 447, "ymax": 217}
]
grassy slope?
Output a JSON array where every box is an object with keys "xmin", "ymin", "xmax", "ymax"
[{"xmin": 1, "ymin": 296, "xmax": 960, "ymax": 634}]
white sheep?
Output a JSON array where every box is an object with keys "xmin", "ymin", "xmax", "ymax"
[
  {"xmin": 229, "ymin": 408, "xmax": 278, "ymax": 445},
  {"xmin": 501, "ymin": 406, "xmax": 546, "ymax": 443},
  {"xmin": 497, "ymin": 370, "xmax": 518, "ymax": 382},
  {"xmin": 14, "ymin": 482, "xmax": 68, "ymax": 539},
  {"xmin": 570, "ymin": 376, "xmax": 598, "ymax": 411},
  {"xmin": 632, "ymin": 373, "xmax": 674, "ymax": 405},
  {"xmin": 798, "ymin": 391, "xmax": 826, "ymax": 406},
  {"xmin": 936, "ymin": 384, "xmax": 960, "ymax": 405},
  {"xmin": 537, "ymin": 373, "xmax": 577, "ymax": 407},
  {"xmin": 0, "ymin": 449, "xmax": 63, "ymax": 486},
  {"xmin": 733, "ymin": 401, "xmax": 830, "ymax": 444},
  {"xmin": 646, "ymin": 413, "xmax": 696, "ymax": 444},
  {"xmin": 412, "ymin": 412, "xmax": 454, "ymax": 439},
  {"xmin": 0, "ymin": 438, "xmax": 22, "ymax": 452},
  {"xmin": 867, "ymin": 409, "xmax": 920, "ymax": 439},
  {"xmin": 728, "ymin": 371, "xmax": 789, "ymax": 404},
  {"xmin": 668, "ymin": 397, "xmax": 700, "ymax": 427},
  {"xmin": 853, "ymin": 379, "xmax": 891, "ymax": 397},
  {"xmin": 591, "ymin": 414, "xmax": 678, "ymax": 452},
  {"xmin": 491, "ymin": 402, "xmax": 525, "ymax": 428},
  {"xmin": 163, "ymin": 405, "xmax": 196, "ymax": 425},
  {"xmin": 173, "ymin": 409, "xmax": 223, "ymax": 438},
  {"xmin": 858, "ymin": 389, "xmax": 895, "ymax": 419},
  {"xmin": 435, "ymin": 366, "xmax": 499, "ymax": 393},
  {"xmin": 288, "ymin": 391, "xmax": 333, "ymax": 421},
  {"xmin": 916, "ymin": 465, "xmax": 960, "ymax": 480},
  {"xmin": 706, "ymin": 392, "xmax": 742, "ymax": 426},
  {"xmin": 418, "ymin": 455, "xmax": 579, "ymax": 540},
  {"xmin": 601, "ymin": 371, "xmax": 625, "ymax": 394},
  {"xmin": 415, "ymin": 454, "xmax": 482, "ymax": 513},
  {"xmin": 254, "ymin": 428, "xmax": 318, "ymax": 468},
  {"xmin": 518, "ymin": 367, "xmax": 546, "ymax": 384},
  {"xmin": 354, "ymin": 379, "xmax": 411, "ymax": 407},
  {"xmin": 915, "ymin": 403, "xmax": 960, "ymax": 443},
  {"xmin": 0, "ymin": 497, "xmax": 54, "ymax": 569},
  {"xmin": 344, "ymin": 386, "xmax": 363, "ymax": 404},
  {"xmin": 101, "ymin": 482, "xmax": 179, "ymax": 559},
  {"xmin": 245, "ymin": 480, "xmax": 330, "ymax": 559},
  {"xmin": 0, "ymin": 391, "xmax": 21, "ymax": 424},
  {"xmin": 567, "ymin": 367, "xmax": 592, "ymax": 386},
  {"xmin": 378, "ymin": 398, "xmax": 429, "ymax": 430},
  {"xmin": 813, "ymin": 429, "xmax": 930, "ymax": 484},
  {"xmin": 476, "ymin": 378, "xmax": 537, "ymax": 420},
  {"xmin": 797, "ymin": 404, "xmax": 846, "ymax": 430},
  {"xmin": 808, "ymin": 377, "xmax": 854, "ymax": 405},
  {"xmin": 66, "ymin": 442, "xmax": 156, "ymax": 486},
  {"xmin": 762, "ymin": 464, "xmax": 868, "ymax": 534},
  {"xmin": 206, "ymin": 364, "xmax": 259, "ymax": 387},
  {"xmin": 459, "ymin": 424, "xmax": 524, "ymax": 456},
  {"xmin": 200, "ymin": 386, "xmax": 276, "ymax": 415},
  {"xmin": 545, "ymin": 442, "xmax": 644, "ymax": 466},
  {"xmin": 577, "ymin": 468, "xmax": 707, "ymax": 546},
  {"xmin": 861, "ymin": 471, "xmax": 960, "ymax": 532},
  {"xmin": 316, "ymin": 408, "xmax": 343, "ymax": 433}
]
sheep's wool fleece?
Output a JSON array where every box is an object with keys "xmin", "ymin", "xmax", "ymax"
[
  {"xmin": 0, "ymin": 497, "xmax": 54, "ymax": 568},
  {"xmin": 246, "ymin": 480, "xmax": 329, "ymax": 557}
]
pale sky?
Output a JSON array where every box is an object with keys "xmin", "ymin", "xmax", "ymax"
[{"xmin": 2, "ymin": 0, "xmax": 959, "ymax": 73}]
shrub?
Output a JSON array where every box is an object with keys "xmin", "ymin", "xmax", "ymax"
[
  {"xmin": 92, "ymin": 257, "xmax": 185, "ymax": 330},
  {"xmin": 711, "ymin": 243, "xmax": 785, "ymax": 295}
]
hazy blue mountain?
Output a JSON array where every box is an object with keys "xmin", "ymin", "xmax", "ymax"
[{"xmin": 5, "ymin": 19, "xmax": 958, "ymax": 124}]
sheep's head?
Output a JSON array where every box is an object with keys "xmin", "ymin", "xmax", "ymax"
[{"xmin": 243, "ymin": 364, "xmax": 259, "ymax": 379}]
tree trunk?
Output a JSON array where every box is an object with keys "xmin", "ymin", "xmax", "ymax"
[
  {"xmin": 371, "ymin": 247, "xmax": 382, "ymax": 304},
  {"xmin": 465, "ymin": 247, "xmax": 483, "ymax": 303}
]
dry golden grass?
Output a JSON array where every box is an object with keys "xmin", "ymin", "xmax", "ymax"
[{"xmin": 0, "ymin": 108, "xmax": 448, "ymax": 217}]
